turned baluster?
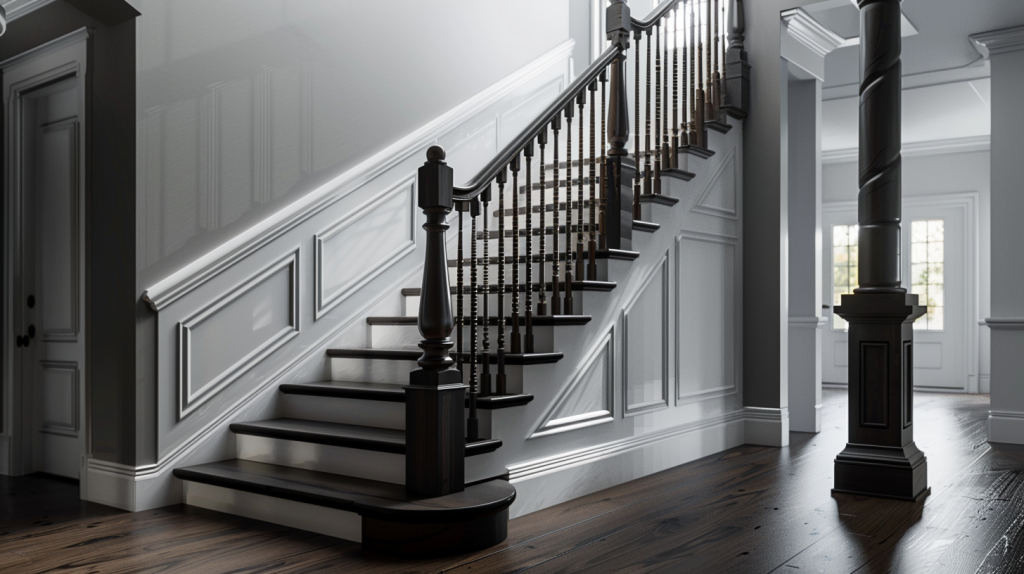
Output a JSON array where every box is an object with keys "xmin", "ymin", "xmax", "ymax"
[
  {"xmin": 495, "ymin": 167, "xmax": 508, "ymax": 396},
  {"xmin": 576, "ymin": 90, "xmax": 586, "ymax": 282},
  {"xmin": 673, "ymin": 6, "xmax": 681, "ymax": 165},
  {"xmin": 690, "ymin": 0, "xmax": 700, "ymax": 147},
  {"xmin": 663, "ymin": 13, "xmax": 671, "ymax": 173},
  {"xmin": 510, "ymin": 154, "xmax": 522, "ymax": 354},
  {"xmin": 644, "ymin": 28, "xmax": 653, "ymax": 197},
  {"xmin": 654, "ymin": 21, "xmax": 662, "ymax": 196},
  {"xmin": 600, "ymin": 69, "xmax": 608, "ymax": 251},
  {"xmin": 694, "ymin": 0, "xmax": 706, "ymax": 148},
  {"xmin": 563, "ymin": 102, "xmax": 575, "ymax": 315},
  {"xmin": 589, "ymin": 79, "xmax": 598, "ymax": 281},
  {"xmin": 538, "ymin": 130, "xmax": 548, "ymax": 317},
  {"xmin": 634, "ymin": 28, "xmax": 642, "ymax": 221},
  {"xmin": 407, "ymin": 146, "xmax": 464, "ymax": 497},
  {"xmin": 714, "ymin": 0, "xmax": 722, "ymax": 115},
  {"xmin": 681, "ymin": 1, "xmax": 690, "ymax": 148},
  {"xmin": 705, "ymin": 0, "xmax": 714, "ymax": 122},
  {"xmin": 455, "ymin": 200, "xmax": 466, "ymax": 375},
  {"xmin": 723, "ymin": 0, "xmax": 749, "ymax": 118},
  {"xmin": 551, "ymin": 115, "xmax": 562, "ymax": 315},
  {"xmin": 468, "ymin": 197, "xmax": 480, "ymax": 442},
  {"xmin": 480, "ymin": 185, "xmax": 491, "ymax": 397},
  {"xmin": 524, "ymin": 141, "xmax": 535, "ymax": 354}
]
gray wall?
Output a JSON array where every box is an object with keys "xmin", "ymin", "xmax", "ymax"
[
  {"xmin": 743, "ymin": 0, "xmax": 818, "ymax": 412},
  {"xmin": 0, "ymin": 0, "xmax": 140, "ymax": 465},
  {"xmin": 133, "ymin": 0, "xmax": 572, "ymax": 291}
]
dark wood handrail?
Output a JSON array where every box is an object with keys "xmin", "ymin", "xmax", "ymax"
[
  {"xmin": 453, "ymin": 45, "xmax": 622, "ymax": 200},
  {"xmin": 631, "ymin": 0, "xmax": 678, "ymax": 32}
]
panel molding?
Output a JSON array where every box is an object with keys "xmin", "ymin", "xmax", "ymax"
[
  {"xmin": 691, "ymin": 147, "xmax": 738, "ymax": 220},
  {"xmin": 177, "ymin": 249, "xmax": 300, "ymax": 419},
  {"xmin": 676, "ymin": 232, "xmax": 739, "ymax": 404},
  {"xmin": 38, "ymin": 360, "xmax": 79, "ymax": 437},
  {"xmin": 39, "ymin": 119, "xmax": 80, "ymax": 342},
  {"xmin": 314, "ymin": 178, "xmax": 416, "ymax": 320},
  {"xmin": 530, "ymin": 328, "xmax": 615, "ymax": 439},
  {"xmin": 142, "ymin": 39, "xmax": 575, "ymax": 311},
  {"xmin": 622, "ymin": 254, "xmax": 669, "ymax": 416}
]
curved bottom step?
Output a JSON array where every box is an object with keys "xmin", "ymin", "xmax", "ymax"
[{"xmin": 174, "ymin": 459, "xmax": 514, "ymax": 556}]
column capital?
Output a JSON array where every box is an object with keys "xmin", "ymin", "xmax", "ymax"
[{"xmin": 971, "ymin": 25, "xmax": 1024, "ymax": 59}]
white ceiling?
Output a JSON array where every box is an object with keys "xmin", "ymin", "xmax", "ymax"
[{"xmin": 822, "ymin": 78, "xmax": 991, "ymax": 151}]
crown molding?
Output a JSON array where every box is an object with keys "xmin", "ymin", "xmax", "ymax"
[
  {"xmin": 822, "ymin": 135, "xmax": 991, "ymax": 164},
  {"xmin": 782, "ymin": 8, "xmax": 844, "ymax": 58},
  {"xmin": 971, "ymin": 26, "xmax": 1024, "ymax": 59}
]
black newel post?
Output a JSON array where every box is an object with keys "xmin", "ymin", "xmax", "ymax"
[
  {"xmin": 406, "ymin": 146, "xmax": 467, "ymax": 498},
  {"xmin": 722, "ymin": 0, "xmax": 750, "ymax": 119},
  {"xmin": 832, "ymin": 0, "xmax": 928, "ymax": 502},
  {"xmin": 605, "ymin": 0, "xmax": 633, "ymax": 252}
]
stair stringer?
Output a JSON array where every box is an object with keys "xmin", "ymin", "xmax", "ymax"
[{"xmin": 471, "ymin": 122, "xmax": 749, "ymax": 518}]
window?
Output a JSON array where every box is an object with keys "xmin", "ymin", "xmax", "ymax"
[
  {"xmin": 911, "ymin": 219, "xmax": 944, "ymax": 330},
  {"xmin": 831, "ymin": 224, "xmax": 859, "ymax": 330}
]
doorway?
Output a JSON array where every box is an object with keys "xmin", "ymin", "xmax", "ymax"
[
  {"xmin": 2, "ymin": 32, "xmax": 88, "ymax": 480},
  {"xmin": 822, "ymin": 194, "xmax": 979, "ymax": 392}
]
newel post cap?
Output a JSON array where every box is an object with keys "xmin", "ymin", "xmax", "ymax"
[{"xmin": 418, "ymin": 146, "xmax": 453, "ymax": 210}]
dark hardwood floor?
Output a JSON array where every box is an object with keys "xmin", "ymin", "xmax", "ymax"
[{"xmin": 2, "ymin": 389, "xmax": 1022, "ymax": 573}]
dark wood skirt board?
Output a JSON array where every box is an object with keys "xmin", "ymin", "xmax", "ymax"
[{"xmin": 2, "ymin": 390, "xmax": 1023, "ymax": 573}]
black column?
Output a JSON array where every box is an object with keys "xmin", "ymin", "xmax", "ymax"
[
  {"xmin": 605, "ymin": 0, "xmax": 633, "ymax": 252},
  {"xmin": 832, "ymin": 0, "xmax": 928, "ymax": 502}
]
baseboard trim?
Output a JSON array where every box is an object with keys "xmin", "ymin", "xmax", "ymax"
[
  {"xmin": 508, "ymin": 410, "xmax": 747, "ymax": 517},
  {"xmin": 744, "ymin": 406, "xmax": 790, "ymax": 447},
  {"xmin": 989, "ymin": 411, "xmax": 1024, "ymax": 445}
]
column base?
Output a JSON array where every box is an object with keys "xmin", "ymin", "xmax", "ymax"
[{"xmin": 833, "ymin": 442, "xmax": 929, "ymax": 501}]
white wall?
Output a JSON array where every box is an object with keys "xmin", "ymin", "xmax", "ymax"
[
  {"xmin": 823, "ymin": 149, "xmax": 992, "ymax": 391},
  {"xmin": 134, "ymin": 0, "xmax": 572, "ymax": 291}
]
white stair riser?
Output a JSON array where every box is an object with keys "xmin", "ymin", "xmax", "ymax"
[
  {"xmin": 404, "ymin": 288, "xmax": 603, "ymax": 317},
  {"xmin": 281, "ymin": 393, "xmax": 405, "ymax": 429},
  {"xmin": 330, "ymin": 356, "xmax": 526, "ymax": 393},
  {"xmin": 371, "ymin": 323, "xmax": 556, "ymax": 353},
  {"xmin": 236, "ymin": 434, "xmax": 506, "ymax": 486},
  {"xmin": 183, "ymin": 481, "xmax": 362, "ymax": 542}
]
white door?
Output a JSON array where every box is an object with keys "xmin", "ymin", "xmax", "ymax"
[
  {"xmin": 18, "ymin": 77, "xmax": 87, "ymax": 478},
  {"xmin": 821, "ymin": 209, "xmax": 858, "ymax": 384},
  {"xmin": 821, "ymin": 198, "xmax": 975, "ymax": 391}
]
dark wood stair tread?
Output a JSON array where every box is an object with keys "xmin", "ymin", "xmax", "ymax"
[
  {"xmin": 638, "ymin": 194, "xmax": 680, "ymax": 206},
  {"xmin": 367, "ymin": 315, "xmax": 591, "ymax": 327},
  {"xmin": 173, "ymin": 459, "xmax": 515, "ymax": 523},
  {"xmin": 280, "ymin": 381, "xmax": 535, "ymax": 409},
  {"xmin": 400, "ymin": 280, "xmax": 616, "ymax": 297},
  {"xmin": 679, "ymin": 145, "xmax": 715, "ymax": 159},
  {"xmin": 327, "ymin": 348, "xmax": 563, "ymax": 365},
  {"xmin": 230, "ymin": 418, "xmax": 501, "ymax": 456},
  {"xmin": 706, "ymin": 119, "xmax": 732, "ymax": 134},
  {"xmin": 662, "ymin": 167, "xmax": 696, "ymax": 181},
  {"xmin": 633, "ymin": 220, "xmax": 660, "ymax": 233}
]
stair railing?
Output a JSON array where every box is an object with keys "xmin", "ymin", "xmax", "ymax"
[{"xmin": 407, "ymin": 0, "xmax": 747, "ymax": 498}]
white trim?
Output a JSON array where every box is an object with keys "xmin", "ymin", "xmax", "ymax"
[
  {"xmin": 789, "ymin": 316, "xmax": 827, "ymax": 328},
  {"xmin": 989, "ymin": 410, "xmax": 1024, "ymax": 445},
  {"xmin": 513, "ymin": 410, "xmax": 747, "ymax": 482},
  {"xmin": 530, "ymin": 328, "xmax": 615, "ymax": 438},
  {"xmin": 744, "ymin": 406, "xmax": 790, "ymax": 447},
  {"xmin": 142, "ymin": 39, "xmax": 575, "ymax": 311},
  {"xmin": 691, "ymin": 147, "xmax": 739, "ymax": 220},
  {"xmin": 0, "ymin": 25, "xmax": 86, "ymax": 71},
  {"xmin": 1, "ymin": 0, "xmax": 56, "ymax": 24},
  {"xmin": 621, "ymin": 252, "xmax": 670, "ymax": 417},
  {"xmin": 781, "ymin": 8, "xmax": 843, "ymax": 58},
  {"xmin": 985, "ymin": 318, "xmax": 1024, "ymax": 330},
  {"xmin": 971, "ymin": 25, "xmax": 1024, "ymax": 59},
  {"xmin": 822, "ymin": 136, "xmax": 991, "ymax": 165}
]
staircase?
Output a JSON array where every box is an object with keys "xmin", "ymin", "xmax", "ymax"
[{"xmin": 173, "ymin": 0, "xmax": 751, "ymax": 557}]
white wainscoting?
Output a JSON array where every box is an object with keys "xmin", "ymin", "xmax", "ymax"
[{"xmin": 622, "ymin": 253, "xmax": 670, "ymax": 416}]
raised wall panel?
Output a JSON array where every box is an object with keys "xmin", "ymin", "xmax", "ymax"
[
  {"xmin": 860, "ymin": 342, "xmax": 888, "ymax": 428},
  {"xmin": 532, "ymin": 330, "xmax": 614, "ymax": 438},
  {"xmin": 623, "ymin": 256, "xmax": 670, "ymax": 416},
  {"xmin": 691, "ymin": 148, "xmax": 738, "ymax": 219},
  {"xmin": 178, "ymin": 251, "xmax": 299, "ymax": 418},
  {"xmin": 314, "ymin": 179, "xmax": 415, "ymax": 319},
  {"xmin": 37, "ymin": 121, "xmax": 79, "ymax": 341},
  {"xmin": 216, "ymin": 77, "xmax": 254, "ymax": 228},
  {"xmin": 161, "ymin": 100, "xmax": 201, "ymax": 258},
  {"xmin": 39, "ymin": 361, "xmax": 79, "ymax": 437},
  {"xmin": 677, "ymin": 233, "xmax": 738, "ymax": 403}
]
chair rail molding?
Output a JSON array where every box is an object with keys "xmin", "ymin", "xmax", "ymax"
[
  {"xmin": 781, "ymin": 8, "xmax": 844, "ymax": 58},
  {"xmin": 984, "ymin": 318, "xmax": 1024, "ymax": 330},
  {"xmin": 971, "ymin": 25, "xmax": 1024, "ymax": 59},
  {"xmin": 141, "ymin": 39, "xmax": 575, "ymax": 311},
  {"xmin": 823, "ymin": 136, "xmax": 991, "ymax": 164}
]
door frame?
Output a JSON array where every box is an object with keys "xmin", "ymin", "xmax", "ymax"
[
  {"xmin": 1, "ymin": 28, "xmax": 89, "ymax": 478},
  {"xmin": 822, "ymin": 191, "xmax": 980, "ymax": 392}
]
